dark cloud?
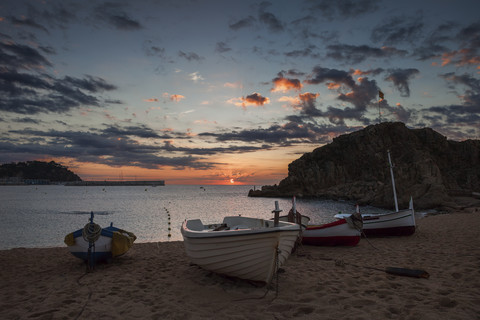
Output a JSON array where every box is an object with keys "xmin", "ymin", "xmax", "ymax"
[
  {"xmin": 9, "ymin": 16, "xmax": 49, "ymax": 33},
  {"xmin": 371, "ymin": 14, "xmax": 424, "ymax": 45},
  {"xmin": 259, "ymin": 11, "xmax": 284, "ymax": 32},
  {"xmin": 229, "ymin": 16, "xmax": 256, "ymax": 30},
  {"xmin": 102, "ymin": 124, "xmax": 162, "ymax": 139},
  {"xmin": 93, "ymin": 3, "xmax": 143, "ymax": 31},
  {"xmin": 457, "ymin": 21, "xmax": 480, "ymax": 48},
  {"xmin": 309, "ymin": 0, "xmax": 380, "ymax": 20},
  {"xmin": 326, "ymin": 44, "xmax": 407, "ymax": 64},
  {"xmin": 384, "ymin": 68, "xmax": 420, "ymax": 97},
  {"xmin": 3, "ymin": 128, "xmax": 214, "ymax": 170},
  {"xmin": 162, "ymin": 140, "xmax": 270, "ymax": 155},
  {"xmin": 13, "ymin": 117, "xmax": 42, "ymax": 124},
  {"xmin": 178, "ymin": 51, "xmax": 204, "ymax": 61},
  {"xmin": 215, "ymin": 42, "xmax": 232, "ymax": 53},
  {"xmin": 199, "ymin": 121, "xmax": 355, "ymax": 146},
  {"xmin": 303, "ymin": 66, "xmax": 380, "ymax": 124},
  {"xmin": 0, "ymin": 43, "xmax": 118, "ymax": 114},
  {"xmin": 412, "ymin": 22, "xmax": 457, "ymax": 61},
  {"xmin": 284, "ymin": 45, "xmax": 319, "ymax": 59},
  {"xmin": 243, "ymin": 93, "xmax": 269, "ymax": 106},
  {"xmin": 0, "ymin": 42, "xmax": 52, "ymax": 70},
  {"xmin": 423, "ymin": 72, "xmax": 480, "ymax": 126},
  {"xmin": 306, "ymin": 67, "xmax": 355, "ymax": 87}
]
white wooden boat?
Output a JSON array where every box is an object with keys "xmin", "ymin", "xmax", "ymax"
[
  {"xmin": 64, "ymin": 212, "xmax": 136, "ymax": 265},
  {"xmin": 336, "ymin": 199, "xmax": 415, "ymax": 237},
  {"xmin": 303, "ymin": 214, "xmax": 362, "ymax": 246},
  {"xmin": 181, "ymin": 214, "xmax": 301, "ymax": 283},
  {"xmin": 335, "ymin": 151, "xmax": 416, "ymax": 236}
]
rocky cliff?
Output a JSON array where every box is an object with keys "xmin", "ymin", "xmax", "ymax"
[{"xmin": 248, "ymin": 122, "xmax": 480, "ymax": 209}]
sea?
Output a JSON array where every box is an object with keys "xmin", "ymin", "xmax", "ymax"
[{"xmin": 0, "ymin": 184, "xmax": 392, "ymax": 250}]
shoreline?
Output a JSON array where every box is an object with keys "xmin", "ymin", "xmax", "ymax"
[{"xmin": 1, "ymin": 207, "xmax": 479, "ymax": 319}]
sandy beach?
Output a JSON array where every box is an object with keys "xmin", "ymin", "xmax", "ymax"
[{"xmin": 1, "ymin": 203, "xmax": 479, "ymax": 320}]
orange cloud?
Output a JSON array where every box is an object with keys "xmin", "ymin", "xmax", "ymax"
[
  {"xmin": 271, "ymin": 77, "xmax": 302, "ymax": 93},
  {"xmin": 438, "ymin": 49, "xmax": 480, "ymax": 67},
  {"xmin": 228, "ymin": 93, "xmax": 270, "ymax": 109},
  {"xmin": 143, "ymin": 98, "xmax": 158, "ymax": 102},
  {"xmin": 326, "ymin": 82, "xmax": 341, "ymax": 90},
  {"xmin": 299, "ymin": 92, "xmax": 319, "ymax": 102},
  {"xmin": 163, "ymin": 92, "xmax": 185, "ymax": 102},
  {"xmin": 170, "ymin": 94, "xmax": 185, "ymax": 102},
  {"xmin": 224, "ymin": 82, "xmax": 243, "ymax": 89}
]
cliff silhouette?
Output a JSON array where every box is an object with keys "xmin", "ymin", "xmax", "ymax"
[{"xmin": 249, "ymin": 122, "xmax": 480, "ymax": 210}]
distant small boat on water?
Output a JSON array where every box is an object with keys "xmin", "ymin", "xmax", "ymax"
[{"xmin": 64, "ymin": 212, "xmax": 136, "ymax": 265}]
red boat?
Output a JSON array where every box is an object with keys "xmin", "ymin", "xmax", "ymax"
[{"xmin": 302, "ymin": 214, "xmax": 362, "ymax": 246}]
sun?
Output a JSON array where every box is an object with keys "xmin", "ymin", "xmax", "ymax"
[{"xmin": 230, "ymin": 179, "xmax": 235, "ymax": 184}]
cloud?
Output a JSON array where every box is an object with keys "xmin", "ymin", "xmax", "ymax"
[
  {"xmin": 0, "ymin": 42, "xmax": 52, "ymax": 70},
  {"xmin": 271, "ymin": 75, "xmax": 303, "ymax": 93},
  {"xmin": 351, "ymin": 68, "xmax": 385, "ymax": 76},
  {"xmin": 93, "ymin": 3, "xmax": 143, "ymax": 31},
  {"xmin": 326, "ymin": 44, "xmax": 408, "ymax": 64},
  {"xmin": 303, "ymin": 66, "xmax": 380, "ymax": 124},
  {"xmin": 243, "ymin": 93, "xmax": 270, "ymax": 108},
  {"xmin": 215, "ymin": 42, "xmax": 232, "ymax": 53},
  {"xmin": 309, "ymin": 0, "xmax": 380, "ymax": 20},
  {"xmin": 284, "ymin": 45, "xmax": 319, "ymax": 59},
  {"xmin": 9, "ymin": 16, "xmax": 49, "ymax": 33},
  {"xmin": 199, "ymin": 121, "xmax": 354, "ymax": 146},
  {"xmin": 144, "ymin": 98, "xmax": 159, "ymax": 102},
  {"xmin": 422, "ymin": 72, "xmax": 480, "ymax": 127},
  {"xmin": 189, "ymin": 72, "xmax": 204, "ymax": 82},
  {"xmin": 3, "ymin": 127, "xmax": 214, "ymax": 169},
  {"xmin": 178, "ymin": 51, "xmax": 204, "ymax": 61},
  {"xmin": 162, "ymin": 93, "xmax": 185, "ymax": 102},
  {"xmin": 258, "ymin": 11, "xmax": 284, "ymax": 32},
  {"xmin": 371, "ymin": 14, "xmax": 424, "ymax": 45},
  {"xmin": 384, "ymin": 68, "xmax": 420, "ymax": 97},
  {"xmin": 227, "ymin": 93, "xmax": 270, "ymax": 109},
  {"xmin": 229, "ymin": 16, "xmax": 256, "ymax": 30},
  {"xmin": 224, "ymin": 82, "xmax": 243, "ymax": 89}
]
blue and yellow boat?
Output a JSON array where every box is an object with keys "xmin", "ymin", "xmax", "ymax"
[{"xmin": 64, "ymin": 212, "xmax": 136, "ymax": 265}]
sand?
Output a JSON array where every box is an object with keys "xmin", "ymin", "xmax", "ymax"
[{"xmin": 1, "ymin": 205, "xmax": 479, "ymax": 319}]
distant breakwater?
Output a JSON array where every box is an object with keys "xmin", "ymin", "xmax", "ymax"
[{"xmin": 64, "ymin": 180, "xmax": 165, "ymax": 186}]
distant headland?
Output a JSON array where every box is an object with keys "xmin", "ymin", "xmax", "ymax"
[
  {"xmin": 0, "ymin": 161, "xmax": 81, "ymax": 185},
  {"xmin": 0, "ymin": 161, "xmax": 165, "ymax": 186}
]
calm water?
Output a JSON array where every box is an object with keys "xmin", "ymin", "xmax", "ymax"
[{"xmin": 0, "ymin": 184, "xmax": 390, "ymax": 250}]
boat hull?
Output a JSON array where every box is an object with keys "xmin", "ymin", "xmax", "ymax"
[
  {"xmin": 65, "ymin": 226, "xmax": 136, "ymax": 263},
  {"xmin": 302, "ymin": 218, "xmax": 361, "ymax": 246},
  {"xmin": 181, "ymin": 216, "xmax": 300, "ymax": 283},
  {"xmin": 362, "ymin": 208, "xmax": 415, "ymax": 236}
]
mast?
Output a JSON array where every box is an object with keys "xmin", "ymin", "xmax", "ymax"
[{"xmin": 387, "ymin": 150, "xmax": 399, "ymax": 212}]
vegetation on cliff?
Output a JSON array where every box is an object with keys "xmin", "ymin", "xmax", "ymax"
[{"xmin": 0, "ymin": 161, "xmax": 82, "ymax": 182}]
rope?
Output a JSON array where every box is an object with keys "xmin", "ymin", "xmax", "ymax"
[{"xmin": 82, "ymin": 222, "xmax": 101, "ymax": 243}]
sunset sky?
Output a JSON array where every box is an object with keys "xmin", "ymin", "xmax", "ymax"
[{"xmin": 1, "ymin": 0, "xmax": 479, "ymax": 185}]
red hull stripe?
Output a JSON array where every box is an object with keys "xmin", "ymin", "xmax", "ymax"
[{"xmin": 306, "ymin": 219, "xmax": 347, "ymax": 230}]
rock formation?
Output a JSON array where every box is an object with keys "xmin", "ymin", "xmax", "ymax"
[{"xmin": 248, "ymin": 122, "xmax": 480, "ymax": 210}]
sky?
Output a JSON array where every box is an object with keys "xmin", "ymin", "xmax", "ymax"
[{"xmin": 0, "ymin": 0, "xmax": 479, "ymax": 185}]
